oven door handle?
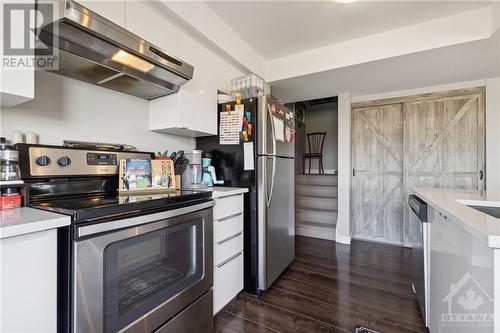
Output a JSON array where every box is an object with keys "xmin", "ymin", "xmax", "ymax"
[{"xmin": 77, "ymin": 200, "xmax": 214, "ymax": 238}]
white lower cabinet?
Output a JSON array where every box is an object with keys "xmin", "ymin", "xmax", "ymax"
[
  {"xmin": 212, "ymin": 193, "xmax": 245, "ymax": 315},
  {"xmin": 429, "ymin": 206, "xmax": 494, "ymax": 333},
  {"xmin": 0, "ymin": 229, "xmax": 58, "ymax": 332},
  {"xmin": 214, "ymin": 252, "xmax": 244, "ymax": 314}
]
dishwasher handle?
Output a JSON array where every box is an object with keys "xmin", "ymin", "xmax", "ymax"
[{"xmin": 409, "ymin": 194, "xmax": 428, "ymax": 222}]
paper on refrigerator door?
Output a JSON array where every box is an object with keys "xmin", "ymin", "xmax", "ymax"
[
  {"xmin": 243, "ymin": 142, "xmax": 254, "ymax": 170},
  {"xmin": 219, "ymin": 109, "xmax": 244, "ymax": 145},
  {"xmin": 273, "ymin": 116, "xmax": 285, "ymax": 142}
]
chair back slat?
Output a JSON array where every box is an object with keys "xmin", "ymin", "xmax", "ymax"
[{"xmin": 307, "ymin": 132, "xmax": 326, "ymax": 154}]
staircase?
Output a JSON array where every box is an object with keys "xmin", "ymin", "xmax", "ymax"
[{"xmin": 295, "ymin": 174, "xmax": 338, "ymax": 241}]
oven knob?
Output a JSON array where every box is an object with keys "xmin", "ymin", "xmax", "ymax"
[
  {"xmin": 35, "ymin": 155, "xmax": 51, "ymax": 166},
  {"xmin": 58, "ymin": 156, "xmax": 71, "ymax": 167}
]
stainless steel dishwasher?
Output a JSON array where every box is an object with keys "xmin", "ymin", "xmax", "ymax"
[{"xmin": 409, "ymin": 194, "xmax": 431, "ymax": 328}]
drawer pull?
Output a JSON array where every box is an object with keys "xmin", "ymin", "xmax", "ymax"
[
  {"xmin": 217, "ymin": 251, "xmax": 242, "ymax": 268},
  {"xmin": 214, "ymin": 194, "xmax": 241, "ymax": 200},
  {"xmin": 216, "ymin": 212, "xmax": 242, "ymax": 222},
  {"xmin": 217, "ymin": 231, "xmax": 242, "ymax": 245}
]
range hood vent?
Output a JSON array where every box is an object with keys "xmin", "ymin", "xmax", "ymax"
[{"xmin": 36, "ymin": 0, "xmax": 194, "ymax": 100}]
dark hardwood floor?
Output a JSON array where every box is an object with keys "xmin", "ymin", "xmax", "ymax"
[{"xmin": 214, "ymin": 236, "xmax": 427, "ymax": 333}]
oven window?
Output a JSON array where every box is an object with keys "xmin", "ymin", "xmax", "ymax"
[{"xmin": 104, "ymin": 218, "xmax": 204, "ymax": 333}]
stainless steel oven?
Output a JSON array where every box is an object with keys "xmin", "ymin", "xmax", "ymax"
[{"xmin": 73, "ymin": 201, "xmax": 213, "ymax": 333}]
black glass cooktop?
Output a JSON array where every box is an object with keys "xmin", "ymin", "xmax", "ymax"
[{"xmin": 31, "ymin": 190, "xmax": 212, "ymax": 223}]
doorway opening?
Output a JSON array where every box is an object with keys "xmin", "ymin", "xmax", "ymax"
[{"xmin": 289, "ymin": 96, "xmax": 339, "ymax": 241}]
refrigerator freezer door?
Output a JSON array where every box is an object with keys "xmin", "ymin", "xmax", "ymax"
[
  {"xmin": 257, "ymin": 96, "xmax": 295, "ymax": 158},
  {"xmin": 258, "ymin": 155, "xmax": 295, "ymax": 291}
]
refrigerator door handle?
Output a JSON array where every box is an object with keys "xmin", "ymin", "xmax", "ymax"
[
  {"xmin": 267, "ymin": 156, "xmax": 276, "ymax": 208},
  {"xmin": 267, "ymin": 104, "xmax": 277, "ymax": 156}
]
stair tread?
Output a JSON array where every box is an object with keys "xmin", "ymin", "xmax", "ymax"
[
  {"xmin": 296, "ymin": 183, "xmax": 338, "ymax": 187},
  {"xmin": 296, "ymin": 194, "xmax": 338, "ymax": 200},
  {"xmin": 296, "ymin": 174, "xmax": 338, "ymax": 177},
  {"xmin": 296, "ymin": 207, "xmax": 338, "ymax": 213},
  {"xmin": 296, "ymin": 221, "xmax": 337, "ymax": 229}
]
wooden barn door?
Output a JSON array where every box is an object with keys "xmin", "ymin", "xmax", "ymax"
[
  {"xmin": 402, "ymin": 89, "xmax": 485, "ymax": 246},
  {"xmin": 352, "ymin": 87, "xmax": 485, "ymax": 246},
  {"xmin": 352, "ymin": 103, "xmax": 404, "ymax": 245}
]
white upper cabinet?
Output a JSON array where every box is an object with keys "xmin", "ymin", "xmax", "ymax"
[
  {"xmin": 77, "ymin": 0, "xmax": 125, "ymax": 27},
  {"xmin": 125, "ymin": 1, "xmax": 178, "ymax": 56},
  {"xmin": 149, "ymin": 30, "xmax": 218, "ymax": 137},
  {"xmin": 0, "ymin": 1, "xmax": 34, "ymax": 107}
]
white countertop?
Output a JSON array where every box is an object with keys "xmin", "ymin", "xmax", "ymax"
[
  {"xmin": 412, "ymin": 187, "xmax": 500, "ymax": 248},
  {"xmin": 0, "ymin": 208, "xmax": 71, "ymax": 239},
  {"xmin": 210, "ymin": 187, "xmax": 249, "ymax": 199}
]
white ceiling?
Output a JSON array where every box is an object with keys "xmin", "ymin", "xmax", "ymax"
[
  {"xmin": 206, "ymin": 1, "xmax": 492, "ymax": 60},
  {"xmin": 270, "ymin": 29, "xmax": 500, "ymax": 102}
]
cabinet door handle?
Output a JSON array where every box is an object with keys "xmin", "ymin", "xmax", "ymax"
[
  {"xmin": 479, "ymin": 169, "xmax": 484, "ymax": 180},
  {"xmin": 216, "ymin": 251, "xmax": 242, "ymax": 268},
  {"xmin": 216, "ymin": 212, "xmax": 242, "ymax": 222},
  {"xmin": 217, "ymin": 231, "xmax": 242, "ymax": 245}
]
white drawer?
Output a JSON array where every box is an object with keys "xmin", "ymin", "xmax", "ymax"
[
  {"xmin": 214, "ymin": 213, "xmax": 243, "ymax": 243},
  {"xmin": 213, "ymin": 194, "xmax": 243, "ymax": 220},
  {"xmin": 214, "ymin": 232, "xmax": 243, "ymax": 266},
  {"xmin": 213, "ymin": 251, "xmax": 243, "ymax": 315}
]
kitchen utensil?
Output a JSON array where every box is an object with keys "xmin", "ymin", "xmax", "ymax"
[
  {"xmin": 0, "ymin": 160, "xmax": 21, "ymax": 181},
  {"xmin": 63, "ymin": 140, "xmax": 137, "ymax": 151},
  {"xmin": 0, "ymin": 138, "xmax": 19, "ymax": 163},
  {"xmin": 181, "ymin": 150, "xmax": 207, "ymax": 189}
]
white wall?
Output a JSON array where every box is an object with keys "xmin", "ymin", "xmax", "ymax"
[
  {"xmin": 486, "ymin": 78, "xmax": 500, "ymax": 192},
  {"xmin": 304, "ymin": 102, "xmax": 338, "ymax": 173},
  {"xmin": 0, "ymin": 71, "xmax": 194, "ymax": 153},
  {"xmin": 335, "ymin": 93, "xmax": 351, "ymax": 245}
]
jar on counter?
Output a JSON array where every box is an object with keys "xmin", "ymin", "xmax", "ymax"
[
  {"xmin": 0, "ymin": 188, "xmax": 22, "ymax": 210},
  {"xmin": 0, "ymin": 160, "xmax": 21, "ymax": 181}
]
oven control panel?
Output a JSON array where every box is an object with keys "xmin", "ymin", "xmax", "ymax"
[
  {"xmin": 23, "ymin": 146, "xmax": 152, "ymax": 177},
  {"xmin": 87, "ymin": 153, "xmax": 118, "ymax": 166}
]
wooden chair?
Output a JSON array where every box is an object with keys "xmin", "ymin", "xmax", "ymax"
[{"xmin": 303, "ymin": 132, "xmax": 326, "ymax": 174}]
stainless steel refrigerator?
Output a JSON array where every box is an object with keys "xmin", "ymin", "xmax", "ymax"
[{"xmin": 196, "ymin": 95, "xmax": 295, "ymax": 294}]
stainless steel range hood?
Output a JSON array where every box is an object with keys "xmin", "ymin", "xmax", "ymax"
[{"xmin": 36, "ymin": 0, "xmax": 194, "ymax": 100}]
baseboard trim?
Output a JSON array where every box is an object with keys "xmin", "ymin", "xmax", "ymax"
[
  {"xmin": 335, "ymin": 234, "xmax": 351, "ymax": 245},
  {"xmin": 296, "ymin": 224, "xmax": 335, "ymax": 241},
  {"xmin": 351, "ymin": 235, "xmax": 403, "ymax": 247}
]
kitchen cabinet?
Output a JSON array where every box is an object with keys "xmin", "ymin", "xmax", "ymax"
[
  {"xmin": 429, "ymin": 205, "xmax": 494, "ymax": 333},
  {"xmin": 77, "ymin": 0, "xmax": 125, "ymax": 27},
  {"xmin": 212, "ymin": 191, "xmax": 245, "ymax": 314},
  {"xmin": 0, "ymin": 1, "xmax": 34, "ymax": 107},
  {"xmin": 125, "ymin": 1, "xmax": 178, "ymax": 56},
  {"xmin": 0, "ymin": 230, "xmax": 58, "ymax": 332},
  {"xmin": 0, "ymin": 209, "xmax": 70, "ymax": 332},
  {"xmin": 149, "ymin": 30, "xmax": 218, "ymax": 137}
]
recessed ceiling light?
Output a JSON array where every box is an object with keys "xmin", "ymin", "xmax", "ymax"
[{"xmin": 335, "ymin": 0, "xmax": 356, "ymax": 3}]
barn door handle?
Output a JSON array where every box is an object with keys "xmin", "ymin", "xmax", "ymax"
[
  {"xmin": 479, "ymin": 170, "xmax": 484, "ymax": 180},
  {"xmin": 353, "ymin": 169, "xmax": 356, "ymax": 177}
]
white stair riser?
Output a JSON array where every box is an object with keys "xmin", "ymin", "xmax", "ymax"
[
  {"xmin": 296, "ymin": 225, "xmax": 335, "ymax": 241},
  {"xmin": 296, "ymin": 176, "xmax": 338, "ymax": 186},
  {"xmin": 296, "ymin": 209, "xmax": 337, "ymax": 224},
  {"xmin": 296, "ymin": 185, "xmax": 338, "ymax": 197},
  {"xmin": 296, "ymin": 197, "xmax": 338, "ymax": 210}
]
